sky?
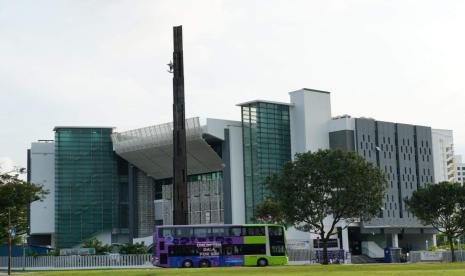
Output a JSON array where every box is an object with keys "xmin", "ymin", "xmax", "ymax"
[{"xmin": 1, "ymin": 0, "xmax": 464, "ymax": 171}]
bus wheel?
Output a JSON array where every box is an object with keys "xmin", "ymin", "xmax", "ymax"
[
  {"xmin": 182, "ymin": 260, "xmax": 193, "ymax": 268},
  {"xmin": 199, "ymin": 259, "xmax": 211, "ymax": 268},
  {"xmin": 257, "ymin": 258, "xmax": 268, "ymax": 267}
]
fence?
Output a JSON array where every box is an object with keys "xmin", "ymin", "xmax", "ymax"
[
  {"xmin": 409, "ymin": 251, "xmax": 465, "ymax": 263},
  {"xmin": 0, "ymin": 250, "xmax": 348, "ymax": 270},
  {"xmin": 0, "ymin": 254, "xmax": 153, "ymax": 270},
  {"xmin": 287, "ymin": 249, "xmax": 348, "ymax": 264}
]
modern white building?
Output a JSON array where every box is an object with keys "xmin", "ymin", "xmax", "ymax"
[
  {"xmin": 28, "ymin": 140, "xmax": 55, "ymax": 247},
  {"xmin": 455, "ymin": 155, "xmax": 465, "ymax": 186},
  {"xmin": 28, "ymin": 88, "xmax": 452, "ymax": 260},
  {"xmin": 432, "ymin": 129, "xmax": 456, "ymax": 183}
]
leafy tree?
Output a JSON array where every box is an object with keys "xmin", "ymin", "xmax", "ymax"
[
  {"xmin": 405, "ymin": 182, "xmax": 465, "ymax": 262},
  {"xmin": 0, "ymin": 172, "xmax": 48, "ymax": 244},
  {"xmin": 255, "ymin": 149, "xmax": 386, "ymax": 264},
  {"xmin": 119, "ymin": 242, "xmax": 148, "ymax": 254},
  {"xmin": 255, "ymin": 197, "xmax": 287, "ymax": 226},
  {"xmin": 81, "ymin": 238, "xmax": 112, "ymax": 255}
]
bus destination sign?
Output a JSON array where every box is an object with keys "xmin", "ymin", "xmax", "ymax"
[{"xmin": 197, "ymin": 242, "xmax": 222, "ymax": 257}]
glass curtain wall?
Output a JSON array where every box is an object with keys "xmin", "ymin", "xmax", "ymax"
[
  {"xmin": 241, "ymin": 102, "xmax": 291, "ymax": 223},
  {"xmin": 54, "ymin": 127, "xmax": 121, "ymax": 248}
]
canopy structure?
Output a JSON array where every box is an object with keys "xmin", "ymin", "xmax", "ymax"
[{"xmin": 111, "ymin": 117, "xmax": 224, "ymax": 179}]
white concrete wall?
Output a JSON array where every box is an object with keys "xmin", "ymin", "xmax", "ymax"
[
  {"xmin": 204, "ymin": 118, "xmax": 245, "ymax": 224},
  {"xmin": 328, "ymin": 116, "xmax": 355, "ymax": 132},
  {"xmin": 432, "ymin": 129, "xmax": 455, "ymax": 183},
  {"xmin": 455, "ymin": 155, "xmax": 465, "ymax": 185},
  {"xmin": 204, "ymin": 118, "xmax": 240, "ymax": 140},
  {"xmin": 289, "ymin": 89, "xmax": 332, "ymax": 157},
  {"xmin": 30, "ymin": 142, "xmax": 55, "ymax": 235},
  {"xmin": 287, "ymin": 89, "xmax": 336, "ymax": 242},
  {"xmin": 228, "ymin": 125, "xmax": 245, "ymax": 224}
]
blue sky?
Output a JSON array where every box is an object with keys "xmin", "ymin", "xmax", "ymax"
[{"xmin": 1, "ymin": 0, "xmax": 464, "ymax": 170}]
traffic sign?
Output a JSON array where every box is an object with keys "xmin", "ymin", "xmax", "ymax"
[{"xmin": 9, "ymin": 227, "xmax": 16, "ymax": 238}]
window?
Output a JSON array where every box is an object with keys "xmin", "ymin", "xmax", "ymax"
[
  {"xmin": 168, "ymin": 245, "xmax": 198, "ymax": 257},
  {"xmin": 269, "ymin": 226, "xmax": 284, "ymax": 237},
  {"xmin": 223, "ymin": 245, "xmax": 241, "ymax": 256},
  {"xmin": 174, "ymin": 227, "xmax": 192, "ymax": 238},
  {"xmin": 271, "ymin": 245, "xmax": 286, "ymax": 256},
  {"xmin": 211, "ymin": 227, "xmax": 225, "ymax": 237},
  {"xmin": 242, "ymin": 244, "xmax": 266, "ymax": 255},
  {"xmin": 194, "ymin": 227, "xmax": 210, "ymax": 238},
  {"xmin": 160, "ymin": 253, "xmax": 167, "ymax": 264},
  {"xmin": 159, "ymin": 228, "xmax": 173, "ymax": 238},
  {"xmin": 243, "ymin": 226, "xmax": 265, "ymax": 236},
  {"xmin": 229, "ymin": 227, "xmax": 242, "ymax": 237}
]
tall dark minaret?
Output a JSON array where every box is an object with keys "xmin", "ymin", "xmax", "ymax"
[{"xmin": 172, "ymin": 25, "xmax": 188, "ymax": 225}]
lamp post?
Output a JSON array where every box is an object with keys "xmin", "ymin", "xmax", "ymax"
[
  {"xmin": 458, "ymin": 237, "xmax": 462, "ymax": 262},
  {"xmin": 22, "ymin": 234, "xmax": 28, "ymax": 271},
  {"xmin": 8, "ymin": 208, "xmax": 12, "ymax": 276}
]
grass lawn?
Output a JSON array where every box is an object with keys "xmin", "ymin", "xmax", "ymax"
[{"xmin": 13, "ymin": 263, "xmax": 465, "ymax": 276}]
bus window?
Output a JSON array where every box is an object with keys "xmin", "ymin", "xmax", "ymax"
[
  {"xmin": 193, "ymin": 227, "xmax": 210, "ymax": 238},
  {"xmin": 242, "ymin": 244, "xmax": 266, "ymax": 255},
  {"xmin": 174, "ymin": 227, "xmax": 192, "ymax": 238},
  {"xmin": 268, "ymin": 226, "xmax": 284, "ymax": 237},
  {"xmin": 168, "ymin": 245, "xmax": 198, "ymax": 256},
  {"xmin": 242, "ymin": 226, "xmax": 265, "ymax": 236},
  {"xmin": 271, "ymin": 245, "xmax": 286, "ymax": 256},
  {"xmin": 223, "ymin": 245, "xmax": 241, "ymax": 256},
  {"xmin": 211, "ymin": 227, "xmax": 225, "ymax": 237},
  {"xmin": 159, "ymin": 228, "xmax": 173, "ymax": 238},
  {"xmin": 229, "ymin": 227, "xmax": 242, "ymax": 237}
]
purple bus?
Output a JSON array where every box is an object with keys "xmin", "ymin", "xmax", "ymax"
[{"xmin": 153, "ymin": 224, "xmax": 288, "ymax": 268}]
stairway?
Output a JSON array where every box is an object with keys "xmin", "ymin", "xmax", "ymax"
[{"xmin": 351, "ymin": 254, "xmax": 380, "ymax": 264}]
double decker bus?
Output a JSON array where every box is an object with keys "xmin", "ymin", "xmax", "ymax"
[{"xmin": 153, "ymin": 224, "xmax": 288, "ymax": 268}]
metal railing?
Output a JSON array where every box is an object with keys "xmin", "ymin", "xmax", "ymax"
[
  {"xmin": 287, "ymin": 249, "xmax": 349, "ymax": 264},
  {"xmin": 0, "ymin": 250, "xmax": 352, "ymax": 270},
  {"xmin": 0, "ymin": 254, "xmax": 153, "ymax": 270},
  {"xmin": 409, "ymin": 251, "xmax": 465, "ymax": 263}
]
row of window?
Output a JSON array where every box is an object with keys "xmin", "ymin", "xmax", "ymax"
[
  {"xmin": 166, "ymin": 243, "xmax": 285, "ymax": 257},
  {"xmin": 159, "ymin": 226, "xmax": 283, "ymax": 239}
]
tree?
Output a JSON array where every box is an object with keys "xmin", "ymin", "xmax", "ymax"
[
  {"xmin": 0, "ymin": 172, "xmax": 48, "ymax": 244},
  {"xmin": 255, "ymin": 149, "xmax": 386, "ymax": 264},
  {"xmin": 255, "ymin": 197, "xmax": 287, "ymax": 226},
  {"xmin": 81, "ymin": 238, "xmax": 112, "ymax": 255},
  {"xmin": 405, "ymin": 182, "xmax": 465, "ymax": 262},
  {"xmin": 119, "ymin": 242, "xmax": 148, "ymax": 254}
]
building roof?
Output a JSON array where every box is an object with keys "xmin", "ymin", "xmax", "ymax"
[
  {"xmin": 236, "ymin": 99, "xmax": 293, "ymax": 107},
  {"xmin": 289, "ymin": 88, "xmax": 331, "ymax": 94},
  {"xmin": 53, "ymin": 126, "xmax": 115, "ymax": 131},
  {"xmin": 111, "ymin": 117, "xmax": 223, "ymax": 179}
]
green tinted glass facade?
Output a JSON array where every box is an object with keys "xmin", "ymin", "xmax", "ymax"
[
  {"xmin": 55, "ymin": 127, "xmax": 122, "ymax": 248},
  {"xmin": 241, "ymin": 102, "xmax": 291, "ymax": 223}
]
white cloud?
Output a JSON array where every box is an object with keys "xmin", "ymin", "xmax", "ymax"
[
  {"xmin": 1, "ymin": 0, "xmax": 465, "ymax": 167},
  {"xmin": 0, "ymin": 156, "xmax": 15, "ymax": 173}
]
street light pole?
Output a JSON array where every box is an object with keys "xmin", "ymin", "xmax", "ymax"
[{"xmin": 8, "ymin": 208, "xmax": 11, "ymax": 276}]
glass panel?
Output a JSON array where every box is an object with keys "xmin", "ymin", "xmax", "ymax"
[
  {"xmin": 193, "ymin": 227, "xmax": 210, "ymax": 237},
  {"xmin": 174, "ymin": 227, "xmax": 192, "ymax": 238}
]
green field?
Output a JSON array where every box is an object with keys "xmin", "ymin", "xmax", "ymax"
[{"xmin": 13, "ymin": 263, "xmax": 465, "ymax": 276}]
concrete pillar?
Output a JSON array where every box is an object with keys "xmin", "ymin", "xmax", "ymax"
[
  {"xmin": 392, "ymin": 233, "xmax": 399, "ymax": 248},
  {"xmin": 432, "ymin": 234, "xmax": 437, "ymax": 247},
  {"xmin": 342, "ymin": 227, "xmax": 350, "ymax": 252}
]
